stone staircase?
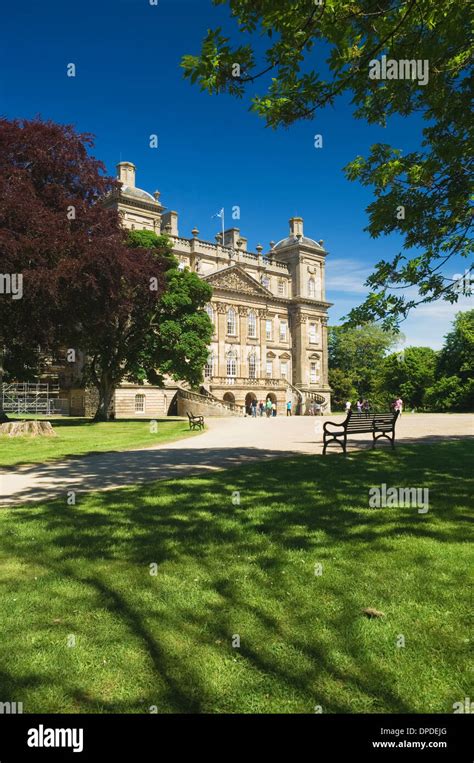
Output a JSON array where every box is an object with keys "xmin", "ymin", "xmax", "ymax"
[{"xmin": 177, "ymin": 386, "xmax": 245, "ymax": 417}]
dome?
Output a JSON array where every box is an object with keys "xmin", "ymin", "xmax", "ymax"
[
  {"xmin": 273, "ymin": 235, "xmax": 324, "ymax": 251},
  {"xmin": 120, "ymin": 185, "xmax": 157, "ymax": 203}
]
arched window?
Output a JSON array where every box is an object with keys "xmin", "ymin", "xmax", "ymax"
[
  {"xmin": 135, "ymin": 394, "xmax": 146, "ymax": 413},
  {"xmin": 205, "ymin": 303, "xmax": 214, "ymax": 324},
  {"xmin": 248, "ymin": 353, "xmax": 257, "ymax": 379},
  {"xmin": 204, "ymin": 352, "xmax": 214, "ymax": 378},
  {"xmin": 226, "ymin": 350, "xmax": 237, "ymax": 377},
  {"xmin": 248, "ymin": 310, "xmax": 257, "ymax": 338},
  {"xmin": 308, "ymin": 278, "xmax": 316, "ymax": 298},
  {"xmin": 227, "ymin": 307, "xmax": 237, "ymax": 335}
]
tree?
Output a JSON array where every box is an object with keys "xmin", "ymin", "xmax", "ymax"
[
  {"xmin": 0, "ymin": 117, "xmax": 126, "ymax": 421},
  {"xmin": 437, "ymin": 309, "xmax": 474, "ymax": 383},
  {"xmin": 327, "ymin": 368, "xmax": 357, "ymax": 411},
  {"xmin": 182, "ymin": 1, "xmax": 473, "ymax": 328},
  {"xmin": 328, "ymin": 323, "xmax": 398, "ymax": 407},
  {"xmin": 377, "ymin": 346, "xmax": 437, "ymax": 408},
  {"xmin": 424, "ymin": 376, "xmax": 474, "ymax": 412},
  {"xmin": 77, "ymin": 231, "xmax": 213, "ymax": 421}
]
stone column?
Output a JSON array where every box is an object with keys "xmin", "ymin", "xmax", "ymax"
[
  {"xmin": 258, "ymin": 308, "xmax": 267, "ymax": 380},
  {"xmin": 293, "ymin": 312, "xmax": 308, "ymax": 387},
  {"xmin": 216, "ymin": 303, "xmax": 227, "ymax": 377},
  {"xmin": 321, "ymin": 317, "xmax": 329, "ymax": 385},
  {"xmin": 238, "ymin": 306, "xmax": 248, "ymax": 376}
]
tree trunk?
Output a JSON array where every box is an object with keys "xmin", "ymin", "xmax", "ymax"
[{"xmin": 93, "ymin": 378, "xmax": 115, "ymax": 421}]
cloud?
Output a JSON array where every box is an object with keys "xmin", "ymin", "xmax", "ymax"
[
  {"xmin": 326, "ymin": 258, "xmax": 372, "ymax": 296},
  {"xmin": 325, "ymin": 259, "xmax": 473, "ymax": 349}
]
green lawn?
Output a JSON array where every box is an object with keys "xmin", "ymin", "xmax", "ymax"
[
  {"xmin": 0, "ymin": 440, "xmax": 471, "ymax": 713},
  {"xmin": 0, "ymin": 417, "xmax": 200, "ymax": 467}
]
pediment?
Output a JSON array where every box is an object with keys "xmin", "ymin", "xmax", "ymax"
[{"xmin": 203, "ymin": 265, "xmax": 272, "ymax": 298}]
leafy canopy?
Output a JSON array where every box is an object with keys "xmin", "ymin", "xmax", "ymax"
[{"xmin": 182, "ymin": 1, "xmax": 473, "ymax": 327}]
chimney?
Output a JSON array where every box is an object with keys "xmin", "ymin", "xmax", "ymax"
[
  {"xmin": 161, "ymin": 210, "xmax": 179, "ymax": 237},
  {"xmin": 289, "ymin": 217, "xmax": 304, "ymax": 238},
  {"xmin": 223, "ymin": 228, "xmax": 242, "ymax": 249},
  {"xmin": 117, "ymin": 161, "xmax": 136, "ymax": 188}
]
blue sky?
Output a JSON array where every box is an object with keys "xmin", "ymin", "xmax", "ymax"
[{"xmin": 1, "ymin": 0, "xmax": 470, "ymax": 348}]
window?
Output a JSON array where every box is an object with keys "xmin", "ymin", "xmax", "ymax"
[
  {"xmin": 205, "ymin": 303, "xmax": 214, "ymax": 324},
  {"xmin": 265, "ymin": 319, "xmax": 273, "ymax": 340},
  {"xmin": 279, "ymin": 321, "xmax": 287, "ymax": 342},
  {"xmin": 226, "ymin": 351, "xmax": 237, "ymax": 377},
  {"xmin": 204, "ymin": 353, "xmax": 214, "ymax": 378},
  {"xmin": 310, "ymin": 361, "xmax": 320, "ymax": 384},
  {"xmin": 248, "ymin": 353, "xmax": 257, "ymax": 379},
  {"xmin": 266, "ymin": 360, "xmax": 273, "ymax": 377},
  {"xmin": 135, "ymin": 394, "xmax": 146, "ymax": 413},
  {"xmin": 278, "ymin": 280, "xmax": 285, "ymax": 296},
  {"xmin": 227, "ymin": 307, "xmax": 237, "ymax": 336},
  {"xmin": 280, "ymin": 361, "xmax": 288, "ymax": 379},
  {"xmin": 308, "ymin": 278, "xmax": 316, "ymax": 298},
  {"xmin": 248, "ymin": 311, "xmax": 257, "ymax": 338},
  {"xmin": 262, "ymin": 275, "xmax": 270, "ymax": 289},
  {"xmin": 309, "ymin": 322, "xmax": 318, "ymax": 343}
]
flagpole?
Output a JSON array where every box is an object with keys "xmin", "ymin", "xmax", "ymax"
[{"xmin": 222, "ymin": 208, "xmax": 225, "ymax": 248}]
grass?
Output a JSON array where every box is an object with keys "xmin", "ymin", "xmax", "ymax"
[
  {"xmin": 0, "ymin": 417, "xmax": 200, "ymax": 467},
  {"xmin": 0, "ymin": 440, "xmax": 472, "ymax": 714}
]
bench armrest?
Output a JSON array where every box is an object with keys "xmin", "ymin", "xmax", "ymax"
[{"xmin": 323, "ymin": 420, "xmax": 345, "ymax": 434}]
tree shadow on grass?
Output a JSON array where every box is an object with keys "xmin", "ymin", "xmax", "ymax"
[{"xmin": 0, "ymin": 440, "xmax": 471, "ymax": 712}]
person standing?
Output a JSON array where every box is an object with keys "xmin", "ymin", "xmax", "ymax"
[
  {"xmin": 266, "ymin": 399, "xmax": 272, "ymax": 418},
  {"xmin": 286, "ymin": 400, "xmax": 292, "ymax": 416},
  {"xmin": 259, "ymin": 400, "xmax": 265, "ymax": 417},
  {"xmin": 251, "ymin": 399, "xmax": 257, "ymax": 417},
  {"xmin": 272, "ymin": 402, "xmax": 277, "ymax": 417},
  {"xmin": 345, "ymin": 400, "xmax": 352, "ymax": 413},
  {"xmin": 356, "ymin": 399, "xmax": 362, "ymax": 413}
]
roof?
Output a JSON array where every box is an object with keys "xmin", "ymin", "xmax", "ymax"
[
  {"xmin": 273, "ymin": 235, "xmax": 325, "ymax": 251},
  {"xmin": 120, "ymin": 185, "xmax": 157, "ymax": 203}
]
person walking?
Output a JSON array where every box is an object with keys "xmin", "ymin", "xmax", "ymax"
[
  {"xmin": 286, "ymin": 400, "xmax": 292, "ymax": 416},
  {"xmin": 356, "ymin": 399, "xmax": 362, "ymax": 413},
  {"xmin": 345, "ymin": 400, "xmax": 352, "ymax": 413},
  {"xmin": 272, "ymin": 402, "xmax": 277, "ymax": 417},
  {"xmin": 394, "ymin": 396, "xmax": 403, "ymax": 417},
  {"xmin": 265, "ymin": 399, "xmax": 272, "ymax": 418},
  {"xmin": 251, "ymin": 399, "xmax": 257, "ymax": 417},
  {"xmin": 258, "ymin": 400, "xmax": 265, "ymax": 417}
]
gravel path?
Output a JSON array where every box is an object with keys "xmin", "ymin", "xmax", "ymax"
[{"xmin": 0, "ymin": 413, "xmax": 472, "ymax": 507}]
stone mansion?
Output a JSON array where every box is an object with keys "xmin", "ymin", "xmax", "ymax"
[{"xmin": 65, "ymin": 162, "xmax": 332, "ymax": 417}]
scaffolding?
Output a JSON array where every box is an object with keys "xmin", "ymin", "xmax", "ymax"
[{"xmin": 1, "ymin": 382, "xmax": 65, "ymax": 415}]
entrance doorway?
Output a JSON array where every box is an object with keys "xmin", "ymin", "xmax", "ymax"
[{"xmin": 245, "ymin": 392, "xmax": 257, "ymax": 415}]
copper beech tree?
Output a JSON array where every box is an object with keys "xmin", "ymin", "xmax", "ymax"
[{"xmin": 0, "ymin": 118, "xmax": 212, "ymax": 421}]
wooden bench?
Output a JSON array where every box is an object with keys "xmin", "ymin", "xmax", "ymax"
[
  {"xmin": 187, "ymin": 411, "xmax": 204, "ymax": 430},
  {"xmin": 323, "ymin": 410, "xmax": 399, "ymax": 454}
]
